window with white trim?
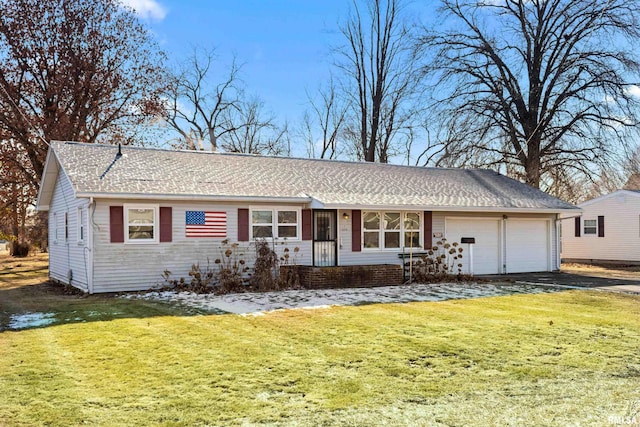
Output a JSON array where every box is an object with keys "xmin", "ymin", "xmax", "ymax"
[
  {"xmin": 77, "ymin": 207, "xmax": 85, "ymax": 244},
  {"xmin": 125, "ymin": 205, "xmax": 158, "ymax": 243},
  {"xmin": 53, "ymin": 213, "xmax": 58, "ymax": 243},
  {"xmin": 404, "ymin": 212, "xmax": 421, "ymax": 248},
  {"xmin": 363, "ymin": 211, "xmax": 422, "ymax": 250},
  {"xmin": 250, "ymin": 208, "xmax": 299, "ymax": 240},
  {"xmin": 64, "ymin": 212, "xmax": 69, "ymax": 242},
  {"xmin": 583, "ymin": 219, "xmax": 597, "ymax": 235}
]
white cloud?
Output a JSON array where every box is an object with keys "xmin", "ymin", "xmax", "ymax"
[
  {"xmin": 626, "ymin": 85, "xmax": 640, "ymax": 98},
  {"xmin": 119, "ymin": 0, "xmax": 167, "ymax": 21}
]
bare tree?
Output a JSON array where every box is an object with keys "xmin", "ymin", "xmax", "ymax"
[
  {"xmin": 164, "ymin": 48, "xmax": 245, "ymax": 151},
  {"xmin": 302, "ymin": 78, "xmax": 349, "ymax": 159},
  {"xmin": 0, "ymin": 142, "xmax": 37, "ymax": 252},
  {"xmin": 220, "ymin": 99, "xmax": 286, "ymax": 155},
  {"xmin": 0, "ymin": 0, "xmax": 167, "ymax": 185},
  {"xmin": 335, "ymin": 0, "xmax": 424, "ymax": 163},
  {"xmin": 0, "ymin": 0, "xmax": 166, "ymax": 249},
  {"xmin": 423, "ymin": 0, "xmax": 640, "ymax": 194}
]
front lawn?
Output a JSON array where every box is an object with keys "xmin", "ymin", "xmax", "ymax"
[{"xmin": 1, "ymin": 254, "xmax": 639, "ymax": 426}]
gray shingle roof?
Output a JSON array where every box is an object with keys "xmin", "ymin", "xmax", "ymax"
[{"xmin": 46, "ymin": 141, "xmax": 577, "ymax": 211}]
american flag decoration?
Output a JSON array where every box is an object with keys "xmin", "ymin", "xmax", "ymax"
[{"xmin": 185, "ymin": 211, "xmax": 227, "ymax": 238}]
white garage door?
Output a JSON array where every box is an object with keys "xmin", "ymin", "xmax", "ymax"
[
  {"xmin": 446, "ymin": 218, "xmax": 501, "ymax": 275},
  {"xmin": 506, "ymin": 220, "xmax": 549, "ymax": 273}
]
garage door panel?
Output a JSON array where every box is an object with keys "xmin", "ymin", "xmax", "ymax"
[
  {"xmin": 446, "ymin": 219, "xmax": 500, "ymax": 275},
  {"xmin": 506, "ymin": 220, "xmax": 548, "ymax": 273}
]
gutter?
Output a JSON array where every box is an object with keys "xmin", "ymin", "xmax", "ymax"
[
  {"xmin": 76, "ymin": 192, "xmax": 313, "ymax": 204},
  {"xmin": 314, "ymin": 202, "xmax": 581, "ymax": 215}
]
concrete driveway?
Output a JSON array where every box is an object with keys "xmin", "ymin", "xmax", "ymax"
[{"xmin": 480, "ymin": 271, "xmax": 640, "ymax": 295}]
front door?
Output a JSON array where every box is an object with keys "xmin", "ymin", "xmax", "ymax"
[{"xmin": 313, "ymin": 210, "xmax": 337, "ymax": 266}]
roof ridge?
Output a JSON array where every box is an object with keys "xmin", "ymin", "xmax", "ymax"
[{"xmin": 52, "ymin": 140, "xmax": 499, "ymax": 173}]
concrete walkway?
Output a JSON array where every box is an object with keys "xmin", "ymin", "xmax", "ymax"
[{"xmin": 480, "ymin": 271, "xmax": 640, "ymax": 295}]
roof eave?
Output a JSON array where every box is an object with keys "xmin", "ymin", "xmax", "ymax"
[
  {"xmin": 35, "ymin": 146, "xmax": 58, "ymax": 211},
  {"xmin": 317, "ymin": 203, "xmax": 580, "ymax": 214},
  {"xmin": 77, "ymin": 192, "xmax": 313, "ymax": 204},
  {"xmin": 579, "ymin": 189, "xmax": 640, "ymax": 207}
]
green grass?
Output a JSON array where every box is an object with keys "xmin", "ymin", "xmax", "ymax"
[
  {"xmin": 1, "ymin": 292, "xmax": 639, "ymax": 425},
  {"xmin": 1, "ymin": 254, "xmax": 639, "ymax": 425}
]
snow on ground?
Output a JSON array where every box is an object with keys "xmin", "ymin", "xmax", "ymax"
[
  {"xmin": 122, "ymin": 282, "xmax": 561, "ymax": 315},
  {"xmin": 8, "ymin": 312, "xmax": 56, "ymax": 330}
]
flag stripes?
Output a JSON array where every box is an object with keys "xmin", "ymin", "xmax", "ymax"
[{"xmin": 185, "ymin": 211, "xmax": 227, "ymax": 238}]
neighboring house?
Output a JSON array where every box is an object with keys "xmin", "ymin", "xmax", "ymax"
[
  {"xmin": 562, "ymin": 189, "xmax": 640, "ymax": 264},
  {"xmin": 36, "ymin": 141, "xmax": 578, "ymax": 293}
]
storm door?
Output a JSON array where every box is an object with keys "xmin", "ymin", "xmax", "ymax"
[{"xmin": 313, "ymin": 210, "xmax": 337, "ymax": 266}]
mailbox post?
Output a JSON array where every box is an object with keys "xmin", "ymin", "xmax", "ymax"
[{"xmin": 460, "ymin": 237, "xmax": 476, "ymax": 275}]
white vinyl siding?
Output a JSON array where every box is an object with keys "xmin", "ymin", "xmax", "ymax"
[
  {"xmin": 47, "ymin": 169, "xmax": 90, "ymax": 291},
  {"xmin": 91, "ymin": 200, "xmax": 311, "ymax": 293},
  {"xmin": 562, "ymin": 191, "xmax": 640, "ymax": 262}
]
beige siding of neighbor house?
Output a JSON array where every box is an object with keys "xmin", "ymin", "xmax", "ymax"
[
  {"xmin": 48, "ymin": 168, "xmax": 90, "ymax": 291},
  {"xmin": 90, "ymin": 199, "xmax": 312, "ymax": 293},
  {"xmin": 562, "ymin": 192, "xmax": 640, "ymax": 263}
]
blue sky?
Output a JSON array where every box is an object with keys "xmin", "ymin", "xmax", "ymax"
[{"xmin": 125, "ymin": 0, "xmax": 353, "ymax": 124}]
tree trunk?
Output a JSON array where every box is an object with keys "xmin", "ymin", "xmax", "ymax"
[{"xmin": 524, "ymin": 151, "xmax": 541, "ymax": 188}]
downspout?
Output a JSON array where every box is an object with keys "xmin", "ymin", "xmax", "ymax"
[
  {"xmin": 87, "ymin": 197, "xmax": 95, "ymax": 294},
  {"xmin": 502, "ymin": 215, "xmax": 508, "ymax": 274},
  {"xmin": 555, "ymin": 214, "xmax": 582, "ymax": 271}
]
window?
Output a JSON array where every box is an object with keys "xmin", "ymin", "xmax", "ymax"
[
  {"xmin": 125, "ymin": 205, "xmax": 158, "ymax": 243},
  {"xmin": 583, "ymin": 219, "xmax": 597, "ymax": 235},
  {"xmin": 53, "ymin": 213, "xmax": 58, "ymax": 243},
  {"xmin": 404, "ymin": 212, "xmax": 421, "ymax": 248},
  {"xmin": 77, "ymin": 207, "xmax": 85, "ymax": 243},
  {"xmin": 363, "ymin": 212, "xmax": 380, "ymax": 248},
  {"xmin": 250, "ymin": 208, "xmax": 299, "ymax": 240},
  {"xmin": 363, "ymin": 211, "xmax": 422, "ymax": 250},
  {"xmin": 64, "ymin": 212, "xmax": 69, "ymax": 242},
  {"xmin": 384, "ymin": 212, "xmax": 401, "ymax": 249}
]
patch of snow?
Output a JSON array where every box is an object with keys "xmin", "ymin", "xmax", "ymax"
[
  {"xmin": 122, "ymin": 282, "xmax": 561, "ymax": 316},
  {"xmin": 8, "ymin": 312, "xmax": 56, "ymax": 330}
]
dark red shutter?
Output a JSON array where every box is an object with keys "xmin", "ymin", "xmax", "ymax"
[
  {"xmin": 302, "ymin": 209, "xmax": 312, "ymax": 240},
  {"xmin": 598, "ymin": 215, "xmax": 605, "ymax": 237},
  {"xmin": 351, "ymin": 210, "xmax": 361, "ymax": 252},
  {"xmin": 423, "ymin": 211, "xmax": 432, "ymax": 249},
  {"xmin": 110, "ymin": 206, "xmax": 124, "ymax": 243},
  {"xmin": 160, "ymin": 207, "xmax": 172, "ymax": 242},
  {"xmin": 574, "ymin": 217, "xmax": 581, "ymax": 237},
  {"xmin": 238, "ymin": 208, "xmax": 249, "ymax": 241}
]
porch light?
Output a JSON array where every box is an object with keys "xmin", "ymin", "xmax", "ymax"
[{"xmin": 342, "ymin": 212, "xmax": 350, "ymax": 221}]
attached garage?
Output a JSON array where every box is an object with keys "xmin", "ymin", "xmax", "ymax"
[
  {"xmin": 506, "ymin": 219, "xmax": 550, "ymax": 273},
  {"xmin": 445, "ymin": 218, "xmax": 501, "ymax": 275},
  {"xmin": 445, "ymin": 217, "xmax": 552, "ymax": 275}
]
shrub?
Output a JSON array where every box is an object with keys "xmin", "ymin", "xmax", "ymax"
[
  {"xmin": 278, "ymin": 246, "xmax": 301, "ymax": 288},
  {"xmin": 249, "ymin": 239, "xmax": 279, "ymax": 291},
  {"xmin": 161, "ymin": 260, "xmax": 216, "ymax": 293},
  {"xmin": 214, "ymin": 240, "xmax": 249, "ymax": 293},
  {"xmin": 160, "ymin": 239, "xmax": 301, "ymax": 294},
  {"xmin": 409, "ymin": 238, "xmax": 467, "ymax": 283}
]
